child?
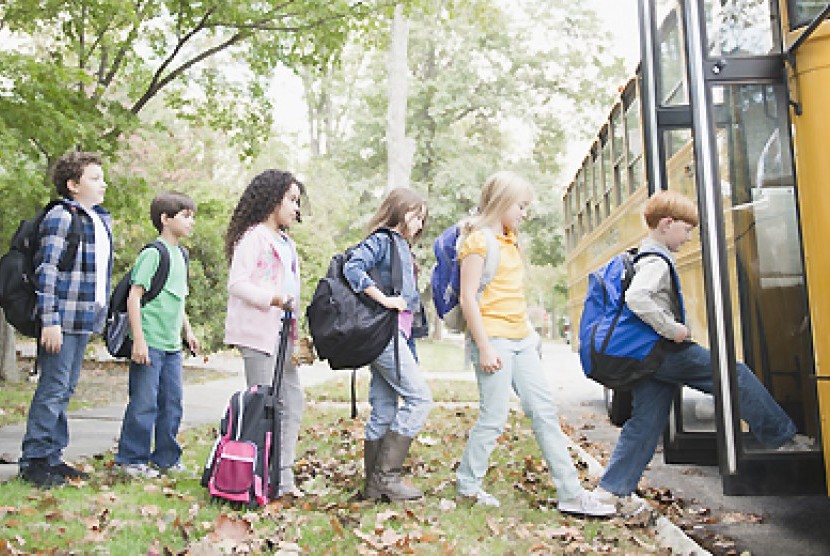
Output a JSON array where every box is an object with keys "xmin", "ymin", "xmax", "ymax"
[
  {"xmin": 224, "ymin": 169, "xmax": 304, "ymax": 496},
  {"xmin": 593, "ymin": 189, "xmax": 805, "ymax": 514},
  {"xmin": 343, "ymin": 187, "xmax": 433, "ymax": 501},
  {"xmin": 19, "ymin": 151, "xmax": 112, "ymax": 488},
  {"xmin": 455, "ymin": 171, "xmax": 614, "ymax": 516},
  {"xmin": 115, "ymin": 191, "xmax": 199, "ymax": 478}
]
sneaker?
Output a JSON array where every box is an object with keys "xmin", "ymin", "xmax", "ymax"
[
  {"xmin": 459, "ymin": 489, "xmax": 500, "ymax": 507},
  {"xmin": 777, "ymin": 434, "xmax": 816, "ymax": 451},
  {"xmin": 50, "ymin": 462, "xmax": 90, "ymax": 480},
  {"xmin": 558, "ymin": 489, "xmax": 616, "ymax": 517},
  {"xmin": 158, "ymin": 462, "xmax": 188, "ymax": 475},
  {"xmin": 118, "ymin": 463, "xmax": 160, "ymax": 479},
  {"xmin": 19, "ymin": 459, "xmax": 65, "ymax": 489},
  {"xmin": 591, "ymin": 487, "xmax": 648, "ymax": 517}
]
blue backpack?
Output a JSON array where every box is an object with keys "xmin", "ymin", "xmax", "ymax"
[
  {"xmin": 578, "ymin": 249, "xmax": 683, "ymax": 390},
  {"xmin": 431, "ymin": 225, "xmax": 499, "ymax": 332}
]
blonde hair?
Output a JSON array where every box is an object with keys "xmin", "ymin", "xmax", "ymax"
[
  {"xmin": 366, "ymin": 187, "xmax": 428, "ymax": 241},
  {"xmin": 643, "ymin": 189, "xmax": 699, "ymax": 229},
  {"xmin": 462, "ymin": 170, "xmax": 534, "ymax": 235}
]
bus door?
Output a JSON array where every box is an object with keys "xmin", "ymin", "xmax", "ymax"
[{"xmin": 639, "ymin": 0, "xmax": 824, "ymax": 495}]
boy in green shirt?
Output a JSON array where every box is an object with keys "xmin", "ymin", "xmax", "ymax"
[{"xmin": 115, "ymin": 191, "xmax": 199, "ymax": 478}]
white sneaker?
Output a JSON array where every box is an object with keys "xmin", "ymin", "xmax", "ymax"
[
  {"xmin": 159, "ymin": 462, "xmax": 188, "ymax": 475},
  {"xmin": 558, "ymin": 489, "xmax": 616, "ymax": 517},
  {"xmin": 591, "ymin": 487, "xmax": 648, "ymax": 517},
  {"xmin": 459, "ymin": 489, "xmax": 500, "ymax": 507},
  {"xmin": 119, "ymin": 463, "xmax": 160, "ymax": 479},
  {"xmin": 777, "ymin": 434, "xmax": 816, "ymax": 451}
]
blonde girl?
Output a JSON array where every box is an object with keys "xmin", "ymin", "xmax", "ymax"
[
  {"xmin": 455, "ymin": 171, "xmax": 614, "ymax": 516},
  {"xmin": 343, "ymin": 187, "xmax": 433, "ymax": 501},
  {"xmin": 223, "ymin": 169, "xmax": 304, "ymax": 497}
]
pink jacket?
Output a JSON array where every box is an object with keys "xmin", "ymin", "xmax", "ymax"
[{"xmin": 224, "ymin": 224, "xmax": 300, "ymax": 354}]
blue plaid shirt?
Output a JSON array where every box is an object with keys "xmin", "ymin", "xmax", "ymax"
[{"xmin": 34, "ymin": 199, "xmax": 113, "ymax": 333}]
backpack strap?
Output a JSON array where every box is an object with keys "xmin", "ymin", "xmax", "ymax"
[
  {"xmin": 36, "ymin": 199, "xmax": 83, "ymax": 272},
  {"xmin": 478, "ymin": 228, "xmax": 500, "ymax": 296},
  {"xmin": 139, "ymin": 241, "xmax": 189, "ymax": 306},
  {"xmin": 631, "ymin": 250, "xmax": 685, "ymax": 323}
]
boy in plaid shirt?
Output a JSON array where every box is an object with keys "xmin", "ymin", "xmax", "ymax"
[{"xmin": 19, "ymin": 151, "xmax": 112, "ymax": 488}]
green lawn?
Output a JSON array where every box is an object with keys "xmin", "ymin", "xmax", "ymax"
[{"xmin": 0, "ymin": 405, "xmax": 662, "ymax": 554}]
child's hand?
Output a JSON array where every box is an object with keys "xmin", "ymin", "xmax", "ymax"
[
  {"xmin": 185, "ymin": 332, "xmax": 200, "ymax": 356},
  {"xmin": 673, "ymin": 323, "xmax": 690, "ymax": 343},
  {"xmin": 478, "ymin": 343, "xmax": 502, "ymax": 373},
  {"xmin": 131, "ymin": 338, "xmax": 151, "ymax": 366},
  {"xmin": 271, "ymin": 293, "xmax": 294, "ymax": 311},
  {"xmin": 40, "ymin": 325, "xmax": 62, "ymax": 354},
  {"xmin": 383, "ymin": 295, "xmax": 407, "ymax": 312}
]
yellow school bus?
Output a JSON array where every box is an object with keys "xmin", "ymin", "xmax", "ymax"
[{"xmin": 564, "ymin": 0, "xmax": 830, "ymax": 496}]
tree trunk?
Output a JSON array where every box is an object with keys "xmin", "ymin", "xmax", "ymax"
[
  {"xmin": 386, "ymin": 4, "xmax": 415, "ymax": 191},
  {"xmin": 0, "ymin": 310, "xmax": 20, "ymax": 383}
]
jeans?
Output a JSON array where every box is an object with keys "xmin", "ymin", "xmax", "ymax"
[
  {"xmin": 20, "ymin": 332, "xmax": 90, "ymax": 466},
  {"xmin": 456, "ymin": 334, "xmax": 583, "ymax": 501},
  {"xmin": 600, "ymin": 342, "xmax": 797, "ymax": 496},
  {"xmin": 365, "ymin": 331, "xmax": 433, "ymax": 441},
  {"xmin": 239, "ymin": 339, "xmax": 304, "ymax": 491},
  {"xmin": 115, "ymin": 347, "xmax": 183, "ymax": 468}
]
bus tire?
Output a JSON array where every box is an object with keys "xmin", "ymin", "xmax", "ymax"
[{"xmin": 605, "ymin": 388, "xmax": 633, "ymax": 427}]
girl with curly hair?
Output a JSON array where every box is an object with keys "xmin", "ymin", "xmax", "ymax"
[{"xmin": 223, "ymin": 169, "xmax": 305, "ymax": 497}]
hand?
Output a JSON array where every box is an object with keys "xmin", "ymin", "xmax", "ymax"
[
  {"xmin": 383, "ymin": 295, "xmax": 407, "ymax": 312},
  {"xmin": 40, "ymin": 325, "xmax": 62, "ymax": 354},
  {"xmin": 184, "ymin": 332, "xmax": 200, "ymax": 356},
  {"xmin": 478, "ymin": 343, "xmax": 502, "ymax": 374},
  {"xmin": 673, "ymin": 323, "xmax": 690, "ymax": 343},
  {"xmin": 131, "ymin": 338, "xmax": 151, "ymax": 366},
  {"xmin": 271, "ymin": 293, "xmax": 294, "ymax": 311}
]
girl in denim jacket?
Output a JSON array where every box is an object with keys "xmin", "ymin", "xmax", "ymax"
[
  {"xmin": 223, "ymin": 169, "xmax": 304, "ymax": 497},
  {"xmin": 343, "ymin": 187, "xmax": 433, "ymax": 501}
]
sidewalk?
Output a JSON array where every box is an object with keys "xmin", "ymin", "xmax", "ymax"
[{"xmin": 0, "ymin": 352, "xmax": 336, "ymax": 483}]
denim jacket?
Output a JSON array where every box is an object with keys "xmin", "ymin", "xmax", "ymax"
[{"xmin": 343, "ymin": 229, "xmax": 420, "ymax": 312}]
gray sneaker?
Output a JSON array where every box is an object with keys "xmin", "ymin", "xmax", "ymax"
[
  {"xmin": 119, "ymin": 463, "xmax": 160, "ymax": 479},
  {"xmin": 459, "ymin": 489, "xmax": 500, "ymax": 507},
  {"xmin": 591, "ymin": 487, "xmax": 648, "ymax": 517},
  {"xmin": 558, "ymin": 489, "xmax": 616, "ymax": 517}
]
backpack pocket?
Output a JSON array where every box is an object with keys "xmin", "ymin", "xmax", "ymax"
[{"xmin": 209, "ymin": 440, "xmax": 257, "ymax": 501}]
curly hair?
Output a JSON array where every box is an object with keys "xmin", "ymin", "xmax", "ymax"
[
  {"xmin": 224, "ymin": 169, "xmax": 305, "ymax": 263},
  {"xmin": 51, "ymin": 151, "xmax": 103, "ymax": 198}
]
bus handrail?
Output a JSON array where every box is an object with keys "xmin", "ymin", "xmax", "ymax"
[{"xmin": 787, "ymin": 2, "xmax": 830, "ymax": 58}]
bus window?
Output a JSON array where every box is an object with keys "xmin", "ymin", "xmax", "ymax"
[
  {"xmin": 611, "ymin": 107, "xmax": 628, "ymax": 204},
  {"xmin": 664, "ymin": 129, "xmax": 696, "ymax": 199},
  {"xmin": 707, "ymin": 0, "xmax": 776, "ymax": 57},
  {"xmin": 788, "ymin": 1, "xmax": 828, "ymax": 28},
  {"xmin": 602, "ymin": 135, "xmax": 614, "ymax": 216},
  {"xmin": 625, "ymin": 101, "xmax": 643, "ymax": 193},
  {"xmin": 657, "ymin": 5, "xmax": 688, "ymax": 106}
]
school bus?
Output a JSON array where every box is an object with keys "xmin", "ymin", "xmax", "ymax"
[{"xmin": 564, "ymin": 0, "xmax": 830, "ymax": 495}]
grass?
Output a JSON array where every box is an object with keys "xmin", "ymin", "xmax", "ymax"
[
  {"xmin": 305, "ymin": 372, "xmax": 482, "ymax": 404},
  {"xmin": 0, "ymin": 405, "xmax": 663, "ymax": 554},
  {"xmin": 0, "ymin": 356, "xmax": 232, "ymax": 428},
  {"xmin": 413, "ymin": 339, "xmax": 466, "ymax": 372}
]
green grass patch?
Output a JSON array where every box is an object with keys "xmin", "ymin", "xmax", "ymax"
[
  {"xmin": 0, "ymin": 405, "xmax": 662, "ymax": 554},
  {"xmin": 305, "ymin": 372, "xmax": 481, "ymax": 403},
  {"xmin": 413, "ymin": 339, "xmax": 466, "ymax": 372}
]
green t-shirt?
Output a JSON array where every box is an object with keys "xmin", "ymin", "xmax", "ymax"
[{"xmin": 130, "ymin": 238, "xmax": 188, "ymax": 351}]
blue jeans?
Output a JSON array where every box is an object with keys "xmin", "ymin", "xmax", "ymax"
[
  {"xmin": 600, "ymin": 342, "xmax": 797, "ymax": 496},
  {"xmin": 20, "ymin": 332, "xmax": 90, "ymax": 466},
  {"xmin": 116, "ymin": 347, "xmax": 183, "ymax": 468},
  {"xmin": 457, "ymin": 334, "xmax": 583, "ymax": 501},
  {"xmin": 365, "ymin": 332, "xmax": 433, "ymax": 441}
]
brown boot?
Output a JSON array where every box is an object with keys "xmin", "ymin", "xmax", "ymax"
[
  {"xmin": 362, "ymin": 438, "xmax": 382, "ymax": 499},
  {"xmin": 367, "ymin": 431, "xmax": 423, "ymax": 501}
]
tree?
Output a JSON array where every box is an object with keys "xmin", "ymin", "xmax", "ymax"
[{"xmin": 386, "ymin": 4, "xmax": 415, "ymax": 190}]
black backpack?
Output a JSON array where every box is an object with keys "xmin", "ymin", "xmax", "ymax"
[
  {"xmin": 306, "ymin": 229, "xmax": 402, "ymax": 416},
  {"xmin": 104, "ymin": 240, "xmax": 189, "ymax": 358},
  {"xmin": 0, "ymin": 199, "xmax": 82, "ymax": 338}
]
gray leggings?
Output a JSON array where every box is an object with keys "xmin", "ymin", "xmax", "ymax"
[{"xmin": 238, "ymin": 338, "xmax": 304, "ymax": 493}]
